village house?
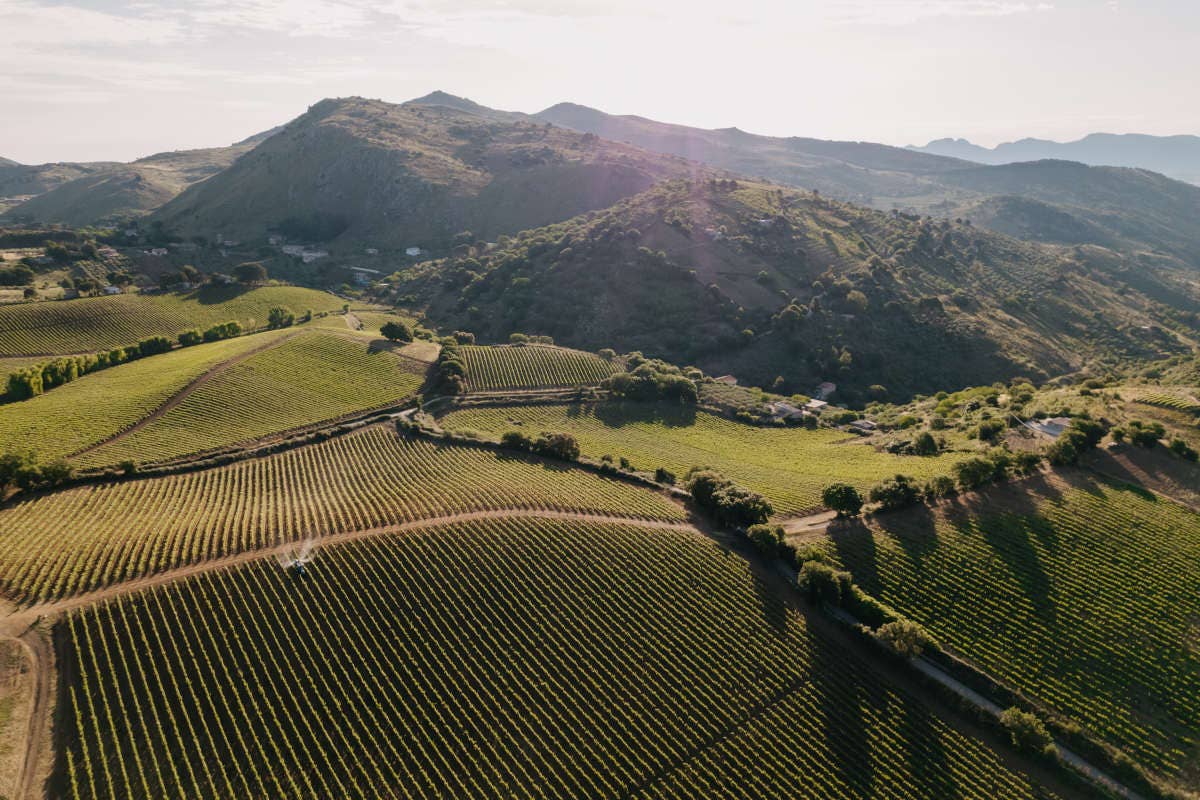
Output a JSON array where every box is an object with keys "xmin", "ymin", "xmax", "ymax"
[
  {"xmin": 102, "ymin": 285, "xmax": 122, "ymax": 295},
  {"xmin": 804, "ymin": 398, "xmax": 828, "ymax": 412},
  {"xmin": 766, "ymin": 401, "xmax": 805, "ymax": 423},
  {"xmin": 714, "ymin": 375, "xmax": 738, "ymax": 386},
  {"xmin": 406, "ymin": 246, "xmax": 423, "ymax": 257}
]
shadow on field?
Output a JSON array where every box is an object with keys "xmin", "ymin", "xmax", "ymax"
[
  {"xmin": 899, "ymin": 693, "xmax": 961, "ymax": 800},
  {"xmin": 807, "ymin": 628, "xmax": 874, "ymax": 796},
  {"xmin": 182, "ymin": 284, "xmax": 255, "ymax": 305},
  {"xmin": 590, "ymin": 401, "xmax": 697, "ymax": 429},
  {"xmin": 828, "ymin": 518, "xmax": 882, "ymax": 598}
]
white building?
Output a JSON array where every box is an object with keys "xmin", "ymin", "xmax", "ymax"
[{"xmin": 406, "ymin": 246, "xmax": 423, "ymax": 257}]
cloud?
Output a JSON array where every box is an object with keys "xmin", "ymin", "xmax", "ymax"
[
  {"xmin": 826, "ymin": 1, "xmax": 1055, "ymax": 26},
  {"xmin": 0, "ymin": 0, "xmax": 186, "ymax": 45}
]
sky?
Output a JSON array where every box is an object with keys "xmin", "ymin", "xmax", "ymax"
[{"xmin": 2, "ymin": 0, "xmax": 1198, "ymax": 164}]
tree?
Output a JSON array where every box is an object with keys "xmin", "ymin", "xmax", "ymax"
[
  {"xmin": 747, "ymin": 524, "xmax": 786, "ymax": 558},
  {"xmin": 868, "ymin": 475, "xmax": 921, "ymax": 513},
  {"xmin": 267, "ymin": 306, "xmax": 295, "ymax": 329},
  {"xmin": 23, "ymin": 287, "xmax": 37, "ymax": 300},
  {"xmin": 233, "ymin": 261, "xmax": 268, "ymax": 284},
  {"xmin": 500, "ymin": 430, "xmax": 533, "ymax": 451},
  {"xmin": 999, "ymin": 708, "xmax": 1055, "ymax": 756},
  {"xmin": 178, "ymin": 329, "xmax": 203, "ymax": 347},
  {"xmin": 531, "ymin": 432, "xmax": 580, "ymax": 461},
  {"xmin": 798, "ymin": 562, "xmax": 851, "ymax": 605},
  {"xmin": 822, "ymin": 483, "xmax": 863, "ymax": 518},
  {"xmin": 137, "ymin": 336, "xmax": 172, "ymax": 357},
  {"xmin": 912, "ymin": 431, "xmax": 939, "ymax": 456},
  {"xmin": 874, "ymin": 619, "xmax": 933, "ymax": 658},
  {"xmin": 381, "ymin": 320, "xmax": 413, "ymax": 342}
]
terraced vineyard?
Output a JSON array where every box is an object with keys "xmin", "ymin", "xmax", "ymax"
[
  {"xmin": 0, "ymin": 331, "xmax": 292, "ymax": 461},
  {"xmin": 1135, "ymin": 391, "xmax": 1200, "ymax": 414},
  {"xmin": 441, "ymin": 403, "xmax": 960, "ymax": 515},
  {"xmin": 57, "ymin": 516, "xmax": 1063, "ymax": 800},
  {"xmin": 829, "ymin": 475, "xmax": 1200, "ymax": 786},
  {"xmin": 79, "ymin": 331, "xmax": 427, "ymax": 467},
  {"xmin": 0, "ymin": 286, "xmax": 343, "ymax": 355},
  {"xmin": 461, "ymin": 345, "xmax": 620, "ymax": 392},
  {"xmin": 0, "ymin": 427, "xmax": 683, "ymax": 602}
]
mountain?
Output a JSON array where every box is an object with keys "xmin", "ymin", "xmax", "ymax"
[
  {"xmin": 398, "ymin": 178, "xmax": 1200, "ymax": 401},
  {"xmin": 0, "ymin": 157, "xmax": 18, "ymax": 167},
  {"xmin": 530, "ymin": 102, "xmax": 1200, "ymax": 268},
  {"xmin": 0, "ymin": 161, "xmax": 116, "ymax": 213},
  {"xmin": 911, "ymin": 133, "xmax": 1200, "ymax": 185},
  {"xmin": 151, "ymin": 96, "xmax": 691, "ymax": 251}
]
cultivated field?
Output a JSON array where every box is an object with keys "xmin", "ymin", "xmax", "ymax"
[
  {"xmin": 460, "ymin": 345, "xmax": 620, "ymax": 392},
  {"xmin": 828, "ymin": 474, "xmax": 1200, "ymax": 785},
  {"xmin": 0, "ymin": 286, "xmax": 343, "ymax": 355},
  {"xmin": 56, "ymin": 516, "xmax": 1062, "ymax": 800},
  {"xmin": 77, "ymin": 331, "xmax": 427, "ymax": 467},
  {"xmin": 0, "ymin": 331, "xmax": 292, "ymax": 461},
  {"xmin": 440, "ymin": 403, "xmax": 961, "ymax": 515},
  {"xmin": 0, "ymin": 426, "xmax": 683, "ymax": 602}
]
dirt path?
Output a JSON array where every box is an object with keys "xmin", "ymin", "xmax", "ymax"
[
  {"xmin": 69, "ymin": 331, "xmax": 300, "ymax": 459},
  {"xmin": 12, "ymin": 629, "xmax": 50, "ymax": 800},
  {"xmin": 343, "ymin": 312, "xmax": 361, "ymax": 330}
]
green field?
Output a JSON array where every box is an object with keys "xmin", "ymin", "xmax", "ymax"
[
  {"xmin": 77, "ymin": 330, "xmax": 427, "ymax": 467},
  {"xmin": 440, "ymin": 403, "xmax": 961, "ymax": 516},
  {"xmin": 0, "ymin": 426, "xmax": 683, "ymax": 602},
  {"xmin": 57, "ymin": 515, "xmax": 1062, "ymax": 800},
  {"xmin": 460, "ymin": 345, "xmax": 620, "ymax": 392},
  {"xmin": 828, "ymin": 475, "xmax": 1200, "ymax": 785},
  {"xmin": 0, "ymin": 285, "xmax": 343, "ymax": 355},
  {"xmin": 0, "ymin": 331, "xmax": 292, "ymax": 461}
]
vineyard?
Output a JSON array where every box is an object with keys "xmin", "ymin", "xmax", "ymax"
[
  {"xmin": 0, "ymin": 331, "xmax": 291, "ymax": 461},
  {"xmin": 829, "ymin": 474, "xmax": 1200, "ymax": 785},
  {"xmin": 460, "ymin": 345, "xmax": 620, "ymax": 392},
  {"xmin": 78, "ymin": 331, "xmax": 428, "ymax": 467},
  {"xmin": 56, "ymin": 516, "xmax": 1062, "ymax": 800},
  {"xmin": 0, "ymin": 426, "xmax": 684, "ymax": 602},
  {"xmin": 1135, "ymin": 391, "xmax": 1200, "ymax": 415},
  {"xmin": 0, "ymin": 286, "xmax": 342, "ymax": 355},
  {"xmin": 440, "ymin": 403, "xmax": 960, "ymax": 516}
]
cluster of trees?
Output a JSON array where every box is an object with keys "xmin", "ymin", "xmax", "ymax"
[
  {"xmin": 267, "ymin": 306, "xmax": 296, "ymax": 329},
  {"xmin": 0, "ymin": 265, "xmax": 35, "ymax": 286},
  {"xmin": 999, "ymin": 708, "xmax": 1055, "ymax": 757},
  {"xmin": 8, "ymin": 335, "xmax": 171, "ymax": 400},
  {"xmin": 233, "ymin": 262, "xmax": 269, "ymax": 285},
  {"xmin": 685, "ymin": 467, "xmax": 773, "ymax": 528},
  {"xmin": 952, "ymin": 448, "xmax": 1041, "ymax": 490},
  {"xmin": 431, "ymin": 341, "xmax": 466, "ymax": 395},
  {"xmin": 1046, "ymin": 417, "xmax": 1107, "ymax": 466},
  {"xmin": 499, "ymin": 430, "xmax": 581, "ymax": 461},
  {"xmin": 381, "ymin": 320, "xmax": 414, "ymax": 342},
  {"xmin": 158, "ymin": 264, "xmax": 201, "ymax": 290},
  {"xmin": 602, "ymin": 357, "xmax": 697, "ymax": 404},
  {"xmin": 1112, "ymin": 419, "xmax": 1165, "ymax": 448},
  {"xmin": 0, "ymin": 450, "xmax": 72, "ymax": 495},
  {"xmin": 508, "ymin": 333, "xmax": 555, "ymax": 345}
]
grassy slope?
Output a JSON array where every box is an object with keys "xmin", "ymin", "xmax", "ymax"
[
  {"xmin": 57, "ymin": 515, "xmax": 1061, "ymax": 800},
  {"xmin": 0, "ymin": 331, "xmax": 291, "ymax": 461},
  {"xmin": 0, "ymin": 427, "xmax": 683, "ymax": 601},
  {"xmin": 0, "ymin": 285, "xmax": 343, "ymax": 355},
  {"xmin": 440, "ymin": 403, "xmax": 960, "ymax": 516},
  {"xmin": 461, "ymin": 344, "xmax": 620, "ymax": 391},
  {"xmin": 78, "ymin": 330, "xmax": 428, "ymax": 467},
  {"xmin": 404, "ymin": 179, "xmax": 1197, "ymax": 402},
  {"xmin": 827, "ymin": 474, "xmax": 1200, "ymax": 786}
]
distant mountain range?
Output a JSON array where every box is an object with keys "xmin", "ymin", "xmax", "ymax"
[{"xmin": 910, "ymin": 134, "xmax": 1200, "ymax": 185}]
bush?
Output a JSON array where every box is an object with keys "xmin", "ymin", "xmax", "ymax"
[
  {"xmin": 822, "ymin": 483, "xmax": 862, "ymax": 518},
  {"xmin": 923, "ymin": 475, "xmax": 957, "ymax": 500},
  {"xmin": 975, "ymin": 419, "xmax": 1005, "ymax": 442},
  {"xmin": 178, "ymin": 329, "xmax": 203, "ymax": 347},
  {"xmin": 746, "ymin": 524, "xmax": 786, "ymax": 558},
  {"xmin": 1127, "ymin": 420, "xmax": 1165, "ymax": 448},
  {"xmin": 137, "ymin": 336, "xmax": 173, "ymax": 357},
  {"xmin": 531, "ymin": 432, "xmax": 580, "ymax": 461},
  {"xmin": 654, "ymin": 467, "xmax": 676, "ymax": 485},
  {"xmin": 685, "ymin": 468, "xmax": 773, "ymax": 528},
  {"xmin": 452, "ymin": 330, "xmax": 475, "ymax": 344},
  {"xmin": 267, "ymin": 306, "xmax": 295, "ymax": 329},
  {"xmin": 868, "ymin": 475, "xmax": 921, "ymax": 513},
  {"xmin": 499, "ymin": 430, "xmax": 532, "ymax": 451},
  {"xmin": 233, "ymin": 262, "xmax": 268, "ymax": 284},
  {"xmin": 873, "ymin": 619, "xmax": 934, "ymax": 659},
  {"xmin": 203, "ymin": 321, "xmax": 241, "ymax": 342},
  {"xmin": 602, "ymin": 360, "xmax": 697, "ymax": 404},
  {"xmin": 797, "ymin": 562, "xmax": 852, "ymax": 605},
  {"xmin": 999, "ymin": 708, "xmax": 1055, "ymax": 756},
  {"xmin": 381, "ymin": 320, "xmax": 413, "ymax": 342},
  {"xmin": 1169, "ymin": 438, "xmax": 1198, "ymax": 462},
  {"xmin": 911, "ymin": 431, "xmax": 939, "ymax": 455}
]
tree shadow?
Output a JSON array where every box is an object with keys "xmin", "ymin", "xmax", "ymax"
[
  {"xmin": 591, "ymin": 400, "xmax": 697, "ymax": 429},
  {"xmin": 807, "ymin": 628, "xmax": 875, "ymax": 797},
  {"xmin": 897, "ymin": 692, "xmax": 961, "ymax": 800},
  {"xmin": 872, "ymin": 504, "xmax": 939, "ymax": 567},
  {"xmin": 183, "ymin": 283, "xmax": 255, "ymax": 305},
  {"xmin": 828, "ymin": 518, "xmax": 881, "ymax": 598},
  {"xmin": 747, "ymin": 571, "xmax": 791, "ymax": 636}
]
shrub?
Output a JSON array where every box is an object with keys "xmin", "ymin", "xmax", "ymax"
[
  {"xmin": 923, "ymin": 475, "xmax": 957, "ymax": 500},
  {"xmin": 452, "ymin": 330, "xmax": 475, "ymax": 344},
  {"xmin": 499, "ymin": 430, "xmax": 532, "ymax": 451},
  {"xmin": 381, "ymin": 320, "xmax": 414, "ymax": 342},
  {"xmin": 797, "ymin": 562, "xmax": 852, "ymax": 605},
  {"xmin": 654, "ymin": 467, "xmax": 676, "ymax": 485},
  {"xmin": 822, "ymin": 483, "xmax": 863, "ymax": 518},
  {"xmin": 874, "ymin": 619, "xmax": 934, "ymax": 659},
  {"xmin": 686, "ymin": 468, "xmax": 773, "ymax": 528},
  {"xmin": 868, "ymin": 475, "xmax": 921, "ymax": 513},
  {"xmin": 178, "ymin": 329, "xmax": 203, "ymax": 347},
  {"xmin": 267, "ymin": 306, "xmax": 295, "ymax": 329},
  {"xmin": 1127, "ymin": 420, "xmax": 1165, "ymax": 448},
  {"xmin": 746, "ymin": 524, "xmax": 786, "ymax": 558},
  {"xmin": 999, "ymin": 708, "xmax": 1055, "ymax": 756},
  {"xmin": 911, "ymin": 431, "xmax": 939, "ymax": 455},
  {"xmin": 1169, "ymin": 438, "xmax": 1198, "ymax": 462},
  {"xmin": 137, "ymin": 336, "xmax": 173, "ymax": 357},
  {"xmin": 531, "ymin": 432, "xmax": 580, "ymax": 461}
]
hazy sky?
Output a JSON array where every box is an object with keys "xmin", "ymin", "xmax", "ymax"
[{"xmin": 3, "ymin": 0, "xmax": 1198, "ymax": 163}]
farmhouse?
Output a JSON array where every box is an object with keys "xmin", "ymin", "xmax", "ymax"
[
  {"xmin": 804, "ymin": 398, "xmax": 828, "ymax": 412},
  {"xmin": 766, "ymin": 401, "xmax": 805, "ymax": 422},
  {"xmin": 714, "ymin": 375, "xmax": 738, "ymax": 386},
  {"xmin": 406, "ymin": 246, "xmax": 424, "ymax": 257},
  {"xmin": 102, "ymin": 285, "xmax": 122, "ymax": 295}
]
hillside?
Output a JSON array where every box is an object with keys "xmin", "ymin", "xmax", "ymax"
[
  {"xmin": 912, "ymin": 133, "xmax": 1200, "ymax": 185},
  {"xmin": 399, "ymin": 179, "xmax": 1200, "ymax": 402},
  {"xmin": 526, "ymin": 100, "xmax": 1200, "ymax": 268},
  {"xmin": 151, "ymin": 96, "xmax": 690, "ymax": 253},
  {"xmin": 1, "ymin": 140, "xmax": 266, "ymax": 226}
]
